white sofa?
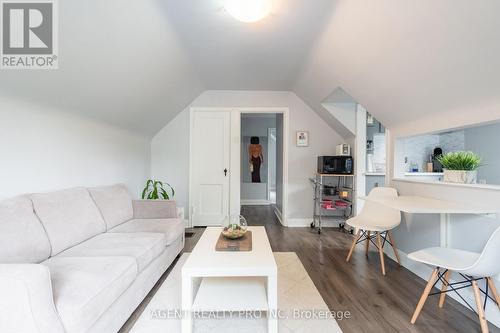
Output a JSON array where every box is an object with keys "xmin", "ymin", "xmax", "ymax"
[{"xmin": 0, "ymin": 184, "xmax": 185, "ymax": 333}]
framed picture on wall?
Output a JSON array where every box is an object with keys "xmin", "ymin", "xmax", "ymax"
[{"xmin": 296, "ymin": 130, "xmax": 309, "ymax": 147}]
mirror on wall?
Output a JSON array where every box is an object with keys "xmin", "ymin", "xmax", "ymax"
[{"xmin": 394, "ymin": 120, "xmax": 500, "ymax": 186}]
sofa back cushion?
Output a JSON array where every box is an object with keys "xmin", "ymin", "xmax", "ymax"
[
  {"xmin": 88, "ymin": 184, "xmax": 133, "ymax": 230},
  {"xmin": 32, "ymin": 188, "xmax": 106, "ymax": 256},
  {"xmin": 0, "ymin": 196, "xmax": 51, "ymax": 263}
]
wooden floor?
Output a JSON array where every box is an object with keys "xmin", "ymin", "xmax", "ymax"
[{"xmin": 120, "ymin": 205, "xmax": 500, "ymax": 333}]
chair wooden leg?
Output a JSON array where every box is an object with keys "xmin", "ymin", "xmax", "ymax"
[
  {"xmin": 411, "ymin": 268, "xmax": 439, "ymax": 324},
  {"xmin": 376, "ymin": 232, "xmax": 386, "ymax": 275},
  {"xmin": 438, "ymin": 270, "xmax": 451, "ymax": 308},
  {"xmin": 472, "ymin": 280, "xmax": 489, "ymax": 333},
  {"xmin": 387, "ymin": 231, "xmax": 401, "ymax": 266},
  {"xmin": 487, "ymin": 277, "xmax": 500, "ymax": 310},
  {"xmin": 346, "ymin": 229, "xmax": 361, "ymax": 262},
  {"xmin": 365, "ymin": 231, "xmax": 371, "ymax": 256}
]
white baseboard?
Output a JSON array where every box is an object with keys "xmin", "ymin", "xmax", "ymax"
[
  {"xmin": 241, "ymin": 199, "xmax": 271, "ymax": 206},
  {"xmin": 273, "ymin": 207, "xmax": 284, "ymax": 226},
  {"xmin": 383, "ymin": 246, "xmax": 500, "ymax": 328}
]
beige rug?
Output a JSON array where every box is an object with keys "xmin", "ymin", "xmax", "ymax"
[{"xmin": 131, "ymin": 252, "xmax": 343, "ymax": 333}]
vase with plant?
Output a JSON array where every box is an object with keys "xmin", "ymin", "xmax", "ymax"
[
  {"xmin": 438, "ymin": 151, "xmax": 482, "ymax": 184},
  {"xmin": 141, "ymin": 179, "xmax": 175, "ymax": 199}
]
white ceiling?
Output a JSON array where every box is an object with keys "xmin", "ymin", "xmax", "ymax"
[
  {"xmin": 2, "ymin": 0, "xmax": 500, "ymax": 138},
  {"xmin": 161, "ymin": 0, "xmax": 335, "ymax": 90}
]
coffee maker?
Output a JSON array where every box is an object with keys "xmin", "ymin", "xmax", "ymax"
[{"xmin": 432, "ymin": 147, "xmax": 443, "ymax": 172}]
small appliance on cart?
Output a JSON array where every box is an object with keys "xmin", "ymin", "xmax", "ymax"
[{"xmin": 310, "ymin": 155, "xmax": 355, "ymax": 234}]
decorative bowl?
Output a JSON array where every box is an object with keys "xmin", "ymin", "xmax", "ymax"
[{"xmin": 221, "ymin": 215, "xmax": 248, "ymax": 239}]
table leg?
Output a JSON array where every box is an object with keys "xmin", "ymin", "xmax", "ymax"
[
  {"xmin": 318, "ymin": 177, "xmax": 323, "ymax": 233},
  {"xmin": 268, "ymin": 274, "xmax": 278, "ymax": 333},
  {"xmin": 182, "ymin": 275, "xmax": 193, "ymax": 333},
  {"xmin": 440, "ymin": 213, "xmax": 451, "ymax": 247}
]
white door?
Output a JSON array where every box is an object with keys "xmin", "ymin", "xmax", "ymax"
[{"xmin": 191, "ymin": 111, "xmax": 231, "ymax": 226}]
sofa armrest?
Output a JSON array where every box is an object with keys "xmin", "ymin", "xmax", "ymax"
[
  {"xmin": 132, "ymin": 200, "xmax": 178, "ymax": 219},
  {"xmin": 0, "ymin": 264, "xmax": 65, "ymax": 333}
]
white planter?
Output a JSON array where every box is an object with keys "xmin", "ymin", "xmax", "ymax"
[{"xmin": 443, "ymin": 169, "xmax": 477, "ymax": 184}]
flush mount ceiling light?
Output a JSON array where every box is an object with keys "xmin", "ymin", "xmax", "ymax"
[{"xmin": 224, "ymin": 0, "xmax": 273, "ymax": 23}]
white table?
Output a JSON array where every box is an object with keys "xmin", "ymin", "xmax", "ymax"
[
  {"xmin": 359, "ymin": 195, "xmax": 497, "ymax": 247},
  {"xmin": 181, "ymin": 226, "xmax": 278, "ymax": 333}
]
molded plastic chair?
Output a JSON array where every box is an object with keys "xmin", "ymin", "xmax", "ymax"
[
  {"xmin": 346, "ymin": 187, "xmax": 402, "ymax": 275},
  {"xmin": 408, "ymin": 226, "xmax": 500, "ymax": 333}
]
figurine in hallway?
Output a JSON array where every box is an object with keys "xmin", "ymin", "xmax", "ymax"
[{"xmin": 249, "ymin": 136, "xmax": 264, "ymax": 183}]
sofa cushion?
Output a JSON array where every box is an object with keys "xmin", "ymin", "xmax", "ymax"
[
  {"xmin": 109, "ymin": 218, "xmax": 184, "ymax": 246},
  {"xmin": 0, "ymin": 196, "xmax": 51, "ymax": 263},
  {"xmin": 32, "ymin": 188, "xmax": 106, "ymax": 256},
  {"xmin": 43, "ymin": 256, "xmax": 137, "ymax": 333},
  {"xmin": 57, "ymin": 232, "xmax": 166, "ymax": 272},
  {"xmin": 89, "ymin": 184, "xmax": 134, "ymax": 230}
]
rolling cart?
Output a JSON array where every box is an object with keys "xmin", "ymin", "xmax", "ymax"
[{"xmin": 309, "ymin": 173, "xmax": 355, "ymax": 234}]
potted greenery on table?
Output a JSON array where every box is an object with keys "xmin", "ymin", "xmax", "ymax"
[
  {"xmin": 438, "ymin": 151, "xmax": 482, "ymax": 184},
  {"xmin": 141, "ymin": 179, "xmax": 175, "ymax": 199}
]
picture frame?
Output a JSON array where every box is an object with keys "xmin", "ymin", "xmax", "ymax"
[{"xmin": 296, "ymin": 130, "xmax": 309, "ymax": 147}]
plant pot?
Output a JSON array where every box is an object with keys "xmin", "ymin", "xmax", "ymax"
[{"xmin": 443, "ymin": 169, "xmax": 477, "ymax": 184}]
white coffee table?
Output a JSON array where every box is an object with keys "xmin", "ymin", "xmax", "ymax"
[{"xmin": 181, "ymin": 226, "xmax": 277, "ymax": 333}]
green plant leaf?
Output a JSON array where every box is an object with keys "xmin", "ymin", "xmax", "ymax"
[
  {"xmin": 141, "ymin": 179, "xmax": 175, "ymax": 200},
  {"xmin": 141, "ymin": 179, "xmax": 153, "ymax": 199},
  {"xmin": 166, "ymin": 183, "xmax": 175, "ymax": 198},
  {"xmin": 160, "ymin": 188, "xmax": 169, "ymax": 200},
  {"xmin": 438, "ymin": 151, "xmax": 483, "ymax": 171}
]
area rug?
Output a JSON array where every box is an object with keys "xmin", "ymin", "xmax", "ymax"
[{"xmin": 130, "ymin": 252, "xmax": 343, "ymax": 333}]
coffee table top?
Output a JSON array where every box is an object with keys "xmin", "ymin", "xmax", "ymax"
[{"xmin": 182, "ymin": 226, "xmax": 277, "ymax": 277}]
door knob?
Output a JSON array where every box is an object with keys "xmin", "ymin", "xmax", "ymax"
[{"xmin": 224, "ymin": 168, "xmax": 228, "ymax": 176}]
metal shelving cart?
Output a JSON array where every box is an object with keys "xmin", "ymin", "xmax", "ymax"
[{"xmin": 309, "ymin": 173, "xmax": 355, "ymax": 234}]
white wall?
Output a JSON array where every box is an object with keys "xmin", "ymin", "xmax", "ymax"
[
  {"xmin": 149, "ymin": 108, "xmax": 190, "ymax": 211},
  {"xmin": 151, "ymin": 91, "xmax": 344, "ymax": 222},
  {"xmin": 0, "ymin": 98, "xmax": 150, "ymax": 199},
  {"xmin": 322, "ymin": 102, "xmax": 356, "ymax": 135}
]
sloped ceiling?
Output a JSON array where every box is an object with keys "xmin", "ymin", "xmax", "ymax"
[
  {"xmin": 2, "ymin": 0, "xmax": 500, "ymax": 137},
  {"xmin": 0, "ymin": 0, "xmax": 205, "ymax": 135},
  {"xmin": 160, "ymin": 0, "xmax": 335, "ymax": 90},
  {"xmin": 294, "ymin": 0, "xmax": 500, "ymax": 135}
]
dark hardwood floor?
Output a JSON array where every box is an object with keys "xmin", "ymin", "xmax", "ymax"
[{"xmin": 120, "ymin": 205, "xmax": 500, "ymax": 333}]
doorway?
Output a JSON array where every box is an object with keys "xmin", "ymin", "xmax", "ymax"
[{"xmin": 240, "ymin": 112, "xmax": 283, "ymax": 224}]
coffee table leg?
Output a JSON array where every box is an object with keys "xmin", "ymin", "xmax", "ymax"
[
  {"xmin": 268, "ymin": 274, "xmax": 278, "ymax": 333},
  {"xmin": 182, "ymin": 275, "xmax": 193, "ymax": 333}
]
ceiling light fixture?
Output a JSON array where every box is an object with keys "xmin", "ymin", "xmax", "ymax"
[{"xmin": 224, "ymin": 0, "xmax": 273, "ymax": 23}]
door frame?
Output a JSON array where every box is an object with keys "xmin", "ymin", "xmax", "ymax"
[
  {"xmin": 238, "ymin": 108, "xmax": 289, "ymax": 226},
  {"xmin": 267, "ymin": 127, "xmax": 277, "ymax": 203},
  {"xmin": 189, "ymin": 107, "xmax": 289, "ymax": 227}
]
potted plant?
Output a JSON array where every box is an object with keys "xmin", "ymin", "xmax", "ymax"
[
  {"xmin": 438, "ymin": 151, "xmax": 482, "ymax": 184},
  {"xmin": 141, "ymin": 179, "xmax": 175, "ymax": 199}
]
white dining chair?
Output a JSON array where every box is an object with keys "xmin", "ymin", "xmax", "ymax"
[
  {"xmin": 346, "ymin": 187, "xmax": 402, "ymax": 275},
  {"xmin": 409, "ymin": 226, "xmax": 500, "ymax": 333}
]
